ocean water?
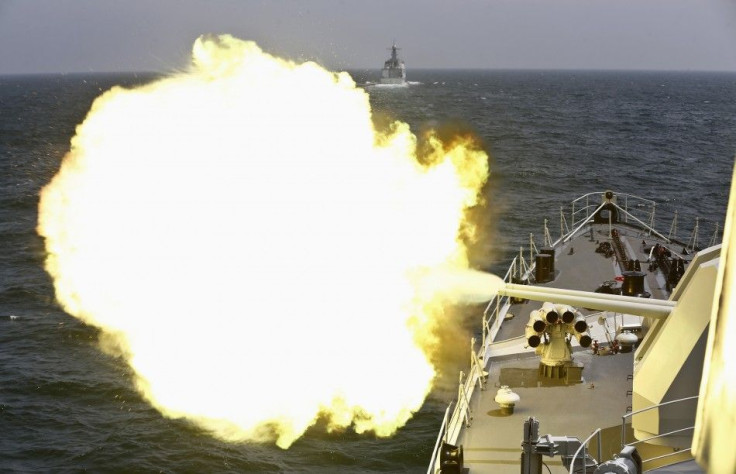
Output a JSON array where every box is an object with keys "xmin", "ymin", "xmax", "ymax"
[{"xmin": 1, "ymin": 70, "xmax": 735, "ymax": 473}]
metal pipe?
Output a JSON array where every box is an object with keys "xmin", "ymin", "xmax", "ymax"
[
  {"xmin": 499, "ymin": 283, "xmax": 674, "ymax": 319},
  {"xmin": 500, "ymin": 288, "xmax": 671, "ymax": 319},
  {"xmin": 503, "ymin": 283, "xmax": 675, "ymax": 307}
]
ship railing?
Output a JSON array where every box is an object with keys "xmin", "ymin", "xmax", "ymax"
[
  {"xmin": 426, "ymin": 404, "xmax": 452, "ymax": 474},
  {"xmin": 635, "ymin": 444, "xmax": 692, "ymax": 471},
  {"xmin": 570, "ymin": 191, "xmax": 657, "ymax": 232},
  {"xmin": 619, "ymin": 395, "xmax": 698, "ymax": 447},
  {"xmin": 568, "ymin": 396, "xmax": 698, "ymax": 473},
  {"xmin": 481, "ymin": 256, "xmax": 517, "ymax": 351},
  {"xmin": 620, "ymin": 395, "xmax": 698, "ymax": 470},
  {"xmin": 443, "ymin": 353, "xmax": 488, "ymax": 443},
  {"xmin": 568, "ymin": 428, "xmax": 603, "ymax": 474},
  {"xmin": 565, "ymin": 202, "xmax": 606, "ymax": 244}
]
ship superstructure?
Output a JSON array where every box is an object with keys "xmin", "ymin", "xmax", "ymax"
[{"xmin": 380, "ymin": 42, "xmax": 406, "ymax": 85}]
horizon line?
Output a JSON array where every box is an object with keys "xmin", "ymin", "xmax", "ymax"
[{"xmin": 3, "ymin": 66, "xmax": 736, "ymax": 78}]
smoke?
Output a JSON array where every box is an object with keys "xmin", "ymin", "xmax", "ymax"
[
  {"xmin": 415, "ymin": 268, "xmax": 505, "ymax": 304},
  {"xmin": 37, "ymin": 34, "xmax": 490, "ymax": 448}
]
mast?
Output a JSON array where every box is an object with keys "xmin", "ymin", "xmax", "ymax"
[{"xmin": 387, "ymin": 42, "xmax": 401, "ymax": 65}]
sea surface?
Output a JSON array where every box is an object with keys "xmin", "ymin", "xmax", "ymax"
[{"xmin": 1, "ymin": 70, "xmax": 735, "ymax": 472}]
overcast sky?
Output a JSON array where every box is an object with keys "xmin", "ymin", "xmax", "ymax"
[{"xmin": 1, "ymin": 0, "xmax": 735, "ymax": 75}]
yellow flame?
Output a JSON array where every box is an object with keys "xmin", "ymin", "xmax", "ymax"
[{"xmin": 37, "ymin": 34, "xmax": 490, "ymax": 448}]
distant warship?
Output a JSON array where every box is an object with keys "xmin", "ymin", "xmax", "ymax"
[{"xmin": 380, "ymin": 42, "xmax": 406, "ymax": 85}]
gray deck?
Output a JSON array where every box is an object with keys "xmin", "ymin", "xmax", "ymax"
[
  {"xmin": 460, "ymin": 352, "xmax": 634, "ymax": 473},
  {"xmin": 495, "ymin": 223, "xmax": 664, "ymax": 343},
  {"xmin": 458, "ymin": 223, "xmax": 684, "ymax": 473}
]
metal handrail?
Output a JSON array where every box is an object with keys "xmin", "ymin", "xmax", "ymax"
[
  {"xmin": 427, "ymin": 404, "xmax": 452, "ymax": 474},
  {"xmin": 571, "ymin": 191, "xmax": 606, "ymax": 204},
  {"xmin": 620, "ymin": 395, "xmax": 699, "ymax": 448},
  {"xmin": 481, "ymin": 256, "xmax": 516, "ymax": 349},
  {"xmin": 483, "ymin": 258, "xmax": 516, "ymax": 317},
  {"xmin": 620, "ymin": 193, "xmax": 657, "ymax": 207},
  {"xmin": 571, "ymin": 191, "xmax": 656, "ymax": 208},
  {"xmin": 612, "ymin": 202, "xmax": 670, "ymax": 242},
  {"xmin": 456, "ymin": 373, "xmax": 473, "ymax": 428},
  {"xmin": 626, "ymin": 426, "xmax": 694, "ymax": 447},
  {"xmin": 437, "ymin": 345, "xmax": 492, "ymax": 458},
  {"xmin": 570, "ymin": 192, "xmax": 657, "ymax": 229},
  {"xmin": 568, "ymin": 428, "xmax": 602, "ymax": 474},
  {"xmin": 642, "ymin": 447, "xmax": 692, "ymax": 467},
  {"xmin": 570, "ymin": 402, "xmax": 696, "ymax": 474},
  {"xmin": 564, "ymin": 202, "xmax": 606, "ymax": 243}
]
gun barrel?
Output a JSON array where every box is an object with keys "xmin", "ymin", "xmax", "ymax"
[{"xmin": 500, "ymin": 283, "xmax": 674, "ymax": 319}]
